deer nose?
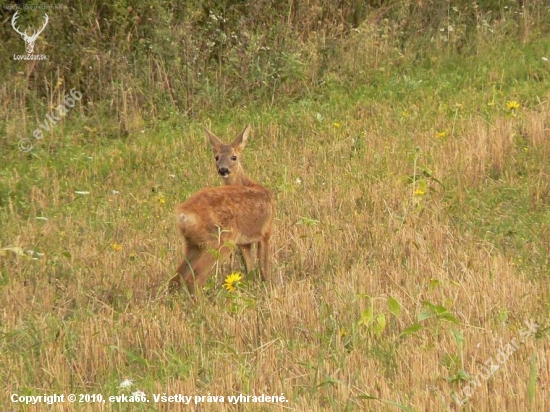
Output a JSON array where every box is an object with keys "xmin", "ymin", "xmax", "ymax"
[{"xmin": 218, "ymin": 167, "xmax": 230, "ymax": 177}]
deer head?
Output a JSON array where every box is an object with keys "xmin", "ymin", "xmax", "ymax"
[{"xmin": 12, "ymin": 11, "xmax": 49, "ymax": 54}]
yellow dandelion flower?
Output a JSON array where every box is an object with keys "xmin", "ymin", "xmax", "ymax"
[
  {"xmin": 414, "ymin": 188, "xmax": 426, "ymax": 196},
  {"xmin": 506, "ymin": 100, "xmax": 520, "ymax": 110},
  {"xmin": 339, "ymin": 328, "xmax": 348, "ymax": 337},
  {"xmin": 112, "ymin": 243, "xmax": 123, "ymax": 251},
  {"xmin": 158, "ymin": 195, "xmax": 166, "ymax": 204},
  {"xmin": 436, "ymin": 131, "xmax": 447, "ymax": 139},
  {"xmin": 332, "ymin": 122, "xmax": 341, "ymax": 128},
  {"xmin": 223, "ymin": 272, "xmax": 243, "ymax": 292}
]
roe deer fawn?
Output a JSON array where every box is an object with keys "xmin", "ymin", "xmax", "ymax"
[{"xmin": 169, "ymin": 125, "xmax": 275, "ymax": 295}]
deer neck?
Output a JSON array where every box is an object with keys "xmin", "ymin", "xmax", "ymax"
[{"xmin": 224, "ymin": 170, "xmax": 254, "ymax": 186}]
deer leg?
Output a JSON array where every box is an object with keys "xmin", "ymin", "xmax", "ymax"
[
  {"xmin": 239, "ymin": 244, "xmax": 254, "ymax": 273},
  {"xmin": 188, "ymin": 245, "xmax": 233, "ymax": 294},
  {"xmin": 169, "ymin": 244, "xmax": 201, "ymax": 292},
  {"xmin": 257, "ymin": 235, "xmax": 271, "ymax": 282}
]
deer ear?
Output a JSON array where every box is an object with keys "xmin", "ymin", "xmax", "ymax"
[
  {"xmin": 232, "ymin": 125, "xmax": 250, "ymax": 152},
  {"xmin": 205, "ymin": 128, "xmax": 222, "ymax": 151}
]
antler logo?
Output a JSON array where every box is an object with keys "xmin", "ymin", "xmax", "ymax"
[{"xmin": 11, "ymin": 11, "xmax": 49, "ymax": 54}]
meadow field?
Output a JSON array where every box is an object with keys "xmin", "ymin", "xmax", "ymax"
[{"xmin": 1, "ymin": 1, "xmax": 549, "ymax": 411}]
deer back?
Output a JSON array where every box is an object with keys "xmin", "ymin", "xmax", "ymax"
[{"xmin": 177, "ymin": 183, "xmax": 274, "ymax": 246}]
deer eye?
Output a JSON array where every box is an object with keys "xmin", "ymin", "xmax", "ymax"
[
  {"xmin": 231, "ymin": 156, "xmax": 237, "ymax": 161},
  {"xmin": 215, "ymin": 156, "xmax": 219, "ymax": 161}
]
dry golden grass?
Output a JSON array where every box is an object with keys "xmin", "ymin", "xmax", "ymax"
[
  {"xmin": 3, "ymin": 4, "xmax": 550, "ymax": 411},
  {"xmin": 1, "ymin": 92, "xmax": 549, "ymax": 411}
]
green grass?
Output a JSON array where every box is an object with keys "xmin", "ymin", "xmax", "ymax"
[{"xmin": 1, "ymin": 11, "xmax": 550, "ymax": 412}]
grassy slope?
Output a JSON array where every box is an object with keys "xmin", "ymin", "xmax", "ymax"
[{"xmin": 1, "ymin": 13, "xmax": 550, "ymax": 412}]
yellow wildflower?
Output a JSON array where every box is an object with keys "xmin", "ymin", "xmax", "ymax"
[
  {"xmin": 112, "ymin": 243, "xmax": 123, "ymax": 251},
  {"xmin": 506, "ymin": 100, "xmax": 520, "ymax": 110},
  {"xmin": 436, "ymin": 131, "xmax": 446, "ymax": 139},
  {"xmin": 414, "ymin": 188, "xmax": 426, "ymax": 196},
  {"xmin": 223, "ymin": 272, "xmax": 243, "ymax": 292},
  {"xmin": 332, "ymin": 122, "xmax": 341, "ymax": 128}
]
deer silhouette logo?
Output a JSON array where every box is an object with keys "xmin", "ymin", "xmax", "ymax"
[{"xmin": 11, "ymin": 11, "xmax": 49, "ymax": 54}]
